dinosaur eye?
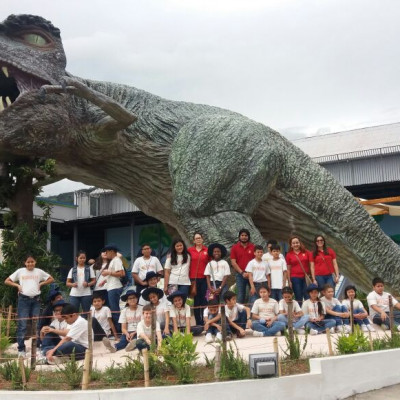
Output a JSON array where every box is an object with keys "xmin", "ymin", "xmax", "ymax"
[{"xmin": 21, "ymin": 33, "xmax": 49, "ymax": 46}]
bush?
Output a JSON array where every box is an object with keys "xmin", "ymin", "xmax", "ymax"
[
  {"xmin": 219, "ymin": 341, "xmax": 249, "ymax": 380},
  {"xmin": 0, "ymin": 360, "xmax": 31, "ymax": 389},
  {"xmin": 57, "ymin": 353, "xmax": 83, "ymax": 389},
  {"xmin": 282, "ymin": 329, "xmax": 308, "ymax": 360},
  {"xmin": 373, "ymin": 331, "xmax": 400, "ymax": 351},
  {"xmin": 335, "ymin": 326, "xmax": 370, "ymax": 354}
]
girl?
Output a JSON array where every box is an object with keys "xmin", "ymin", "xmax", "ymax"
[
  {"xmin": 187, "ymin": 232, "xmax": 210, "ymax": 326},
  {"xmin": 311, "ymin": 235, "xmax": 340, "ymax": 289},
  {"xmin": 5, "ymin": 255, "xmax": 54, "ymax": 357},
  {"xmin": 342, "ymin": 285, "xmax": 375, "ymax": 332},
  {"xmin": 302, "ymin": 284, "xmax": 336, "ymax": 335},
  {"xmin": 66, "ymin": 250, "xmax": 95, "ymax": 313},
  {"xmin": 285, "ymin": 236, "xmax": 312, "ymax": 304},
  {"xmin": 204, "ymin": 243, "xmax": 231, "ymax": 301},
  {"xmin": 92, "ymin": 251, "xmax": 109, "ymax": 305},
  {"xmin": 163, "ymin": 239, "xmax": 191, "ymax": 297},
  {"xmin": 320, "ymin": 284, "xmax": 351, "ymax": 333},
  {"xmin": 141, "ymin": 287, "xmax": 170, "ymax": 336}
]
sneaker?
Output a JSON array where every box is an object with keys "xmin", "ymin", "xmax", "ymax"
[
  {"xmin": 253, "ymin": 331, "xmax": 264, "ymax": 337},
  {"xmin": 36, "ymin": 357, "xmax": 48, "ymax": 365},
  {"xmin": 361, "ymin": 324, "xmax": 368, "ymax": 332},
  {"xmin": 245, "ymin": 328, "xmax": 253, "ymax": 335},
  {"xmin": 275, "ymin": 331, "xmax": 282, "ymax": 337},
  {"xmin": 397, "ymin": 325, "xmax": 400, "ymax": 332},
  {"xmin": 108, "ymin": 335, "xmax": 115, "ymax": 340},
  {"xmin": 48, "ymin": 356, "xmax": 70, "ymax": 366},
  {"xmin": 226, "ymin": 334, "xmax": 233, "ymax": 341},
  {"xmin": 18, "ymin": 351, "xmax": 26, "ymax": 358},
  {"xmin": 125, "ymin": 339, "xmax": 137, "ymax": 352},
  {"xmin": 344, "ymin": 325, "xmax": 351, "ymax": 334},
  {"xmin": 381, "ymin": 325, "xmax": 389, "ymax": 331},
  {"xmin": 216, "ymin": 332, "xmax": 223, "ymax": 341},
  {"xmin": 335, "ymin": 325, "xmax": 344, "ymax": 333},
  {"xmin": 102, "ymin": 337, "xmax": 117, "ymax": 353},
  {"xmin": 367, "ymin": 324, "xmax": 375, "ymax": 332},
  {"xmin": 330, "ymin": 327, "xmax": 336, "ymax": 334},
  {"xmin": 205, "ymin": 333, "xmax": 214, "ymax": 343},
  {"xmin": 310, "ymin": 329, "xmax": 319, "ymax": 336},
  {"xmin": 296, "ymin": 328, "xmax": 305, "ymax": 335}
]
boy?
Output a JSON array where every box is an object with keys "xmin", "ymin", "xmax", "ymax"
[
  {"xmin": 46, "ymin": 304, "xmax": 92, "ymax": 363},
  {"xmin": 204, "ymin": 299, "xmax": 225, "ymax": 343},
  {"xmin": 91, "ymin": 293, "xmax": 118, "ymax": 341},
  {"xmin": 103, "ymin": 290, "xmax": 142, "ymax": 352},
  {"xmin": 139, "ymin": 271, "xmax": 166, "ymax": 306},
  {"xmin": 320, "ymin": 284, "xmax": 350, "ymax": 333},
  {"xmin": 245, "ymin": 245, "xmax": 270, "ymax": 305},
  {"xmin": 132, "ymin": 244, "xmax": 164, "ymax": 294},
  {"xmin": 367, "ymin": 277, "xmax": 400, "ymax": 331},
  {"xmin": 262, "ymin": 239, "xmax": 285, "ymax": 262},
  {"xmin": 136, "ymin": 305, "xmax": 163, "ymax": 351},
  {"xmin": 266, "ymin": 244, "xmax": 288, "ymax": 301},
  {"xmin": 141, "ymin": 287, "xmax": 170, "ymax": 335},
  {"xmin": 251, "ymin": 284, "xmax": 285, "ymax": 337},
  {"xmin": 223, "ymin": 290, "xmax": 252, "ymax": 338},
  {"xmin": 277, "ymin": 286, "xmax": 309, "ymax": 334}
]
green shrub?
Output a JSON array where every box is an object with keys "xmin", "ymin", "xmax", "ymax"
[
  {"xmin": 0, "ymin": 360, "xmax": 31, "ymax": 389},
  {"xmin": 373, "ymin": 331, "xmax": 400, "ymax": 351},
  {"xmin": 282, "ymin": 329, "xmax": 308, "ymax": 360},
  {"xmin": 219, "ymin": 341, "xmax": 249, "ymax": 380},
  {"xmin": 335, "ymin": 326, "xmax": 370, "ymax": 354},
  {"xmin": 56, "ymin": 353, "xmax": 83, "ymax": 389}
]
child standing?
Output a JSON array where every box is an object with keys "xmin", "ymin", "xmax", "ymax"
[
  {"xmin": 92, "ymin": 251, "xmax": 109, "ymax": 304},
  {"xmin": 204, "ymin": 243, "xmax": 230, "ymax": 301},
  {"xmin": 136, "ymin": 305, "xmax": 163, "ymax": 351},
  {"xmin": 245, "ymin": 245, "xmax": 270, "ymax": 305},
  {"xmin": 320, "ymin": 284, "xmax": 351, "ymax": 333},
  {"xmin": 251, "ymin": 284, "xmax": 285, "ymax": 337},
  {"xmin": 302, "ymin": 284, "xmax": 335, "ymax": 335},
  {"xmin": 266, "ymin": 244, "xmax": 288, "ymax": 301},
  {"xmin": 141, "ymin": 287, "xmax": 170, "ymax": 335},
  {"xmin": 223, "ymin": 291, "xmax": 252, "ymax": 338},
  {"xmin": 91, "ymin": 293, "xmax": 118, "ymax": 341},
  {"xmin": 342, "ymin": 285, "xmax": 375, "ymax": 332},
  {"xmin": 5, "ymin": 255, "xmax": 54, "ymax": 357},
  {"xmin": 278, "ymin": 286, "xmax": 309, "ymax": 334},
  {"xmin": 367, "ymin": 277, "xmax": 400, "ymax": 331},
  {"xmin": 103, "ymin": 290, "xmax": 142, "ymax": 352},
  {"xmin": 66, "ymin": 250, "xmax": 95, "ymax": 313}
]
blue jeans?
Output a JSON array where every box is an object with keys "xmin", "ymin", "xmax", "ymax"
[
  {"xmin": 352, "ymin": 308, "xmax": 371, "ymax": 326},
  {"xmin": 325, "ymin": 305, "xmax": 349, "ymax": 326},
  {"xmin": 56, "ymin": 341, "xmax": 87, "ymax": 360},
  {"xmin": 17, "ymin": 295, "xmax": 41, "ymax": 352},
  {"xmin": 252, "ymin": 320, "xmax": 285, "ymax": 336},
  {"xmin": 177, "ymin": 285, "xmax": 190, "ymax": 297},
  {"xmin": 270, "ymin": 289, "xmax": 283, "ymax": 302},
  {"xmin": 305, "ymin": 319, "xmax": 336, "ymax": 333},
  {"xmin": 373, "ymin": 310, "xmax": 400, "ymax": 329},
  {"xmin": 277, "ymin": 314, "xmax": 309, "ymax": 330},
  {"xmin": 236, "ymin": 273, "xmax": 250, "ymax": 305},
  {"xmin": 115, "ymin": 332, "xmax": 137, "ymax": 351},
  {"xmin": 69, "ymin": 295, "xmax": 92, "ymax": 313},
  {"xmin": 193, "ymin": 278, "xmax": 208, "ymax": 326},
  {"xmin": 290, "ymin": 277, "xmax": 309, "ymax": 305},
  {"xmin": 315, "ymin": 274, "xmax": 335, "ymax": 290},
  {"xmin": 41, "ymin": 332, "xmax": 61, "ymax": 355},
  {"xmin": 108, "ymin": 288, "xmax": 123, "ymax": 332},
  {"xmin": 229, "ymin": 309, "xmax": 247, "ymax": 335}
]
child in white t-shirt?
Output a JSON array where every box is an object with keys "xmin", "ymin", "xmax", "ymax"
[
  {"xmin": 266, "ymin": 244, "xmax": 287, "ymax": 302},
  {"xmin": 367, "ymin": 277, "xmax": 400, "ymax": 331},
  {"xmin": 136, "ymin": 305, "xmax": 163, "ymax": 351},
  {"xmin": 277, "ymin": 286, "xmax": 309, "ymax": 334},
  {"xmin": 342, "ymin": 285, "xmax": 374, "ymax": 332},
  {"xmin": 204, "ymin": 243, "xmax": 230, "ymax": 301},
  {"xmin": 223, "ymin": 291, "xmax": 252, "ymax": 338},
  {"xmin": 141, "ymin": 287, "xmax": 170, "ymax": 335},
  {"xmin": 204, "ymin": 300, "xmax": 231, "ymax": 342},
  {"xmin": 91, "ymin": 293, "xmax": 118, "ymax": 342},
  {"xmin": 246, "ymin": 245, "xmax": 270, "ymax": 306}
]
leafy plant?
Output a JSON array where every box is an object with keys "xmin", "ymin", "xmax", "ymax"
[
  {"xmin": 219, "ymin": 341, "xmax": 249, "ymax": 380},
  {"xmin": 373, "ymin": 331, "xmax": 400, "ymax": 351},
  {"xmin": 204, "ymin": 352, "xmax": 215, "ymax": 368},
  {"xmin": 160, "ymin": 333, "xmax": 198, "ymax": 384},
  {"xmin": 0, "ymin": 360, "xmax": 31, "ymax": 389},
  {"xmin": 148, "ymin": 351, "xmax": 168, "ymax": 379},
  {"xmin": 282, "ymin": 329, "xmax": 308, "ymax": 360},
  {"xmin": 335, "ymin": 326, "xmax": 370, "ymax": 354},
  {"xmin": 56, "ymin": 352, "xmax": 83, "ymax": 389},
  {"xmin": 122, "ymin": 355, "xmax": 144, "ymax": 380}
]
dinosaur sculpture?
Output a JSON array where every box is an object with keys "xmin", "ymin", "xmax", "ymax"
[{"xmin": 0, "ymin": 14, "xmax": 399, "ymax": 293}]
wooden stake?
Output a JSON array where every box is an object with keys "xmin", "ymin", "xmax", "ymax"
[
  {"xmin": 87, "ymin": 313, "xmax": 93, "ymax": 374},
  {"xmin": 18, "ymin": 356, "xmax": 27, "ymax": 390},
  {"xmin": 350, "ymin": 299, "xmax": 354, "ymax": 333},
  {"xmin": 214, "ymin": 343, "xmax": 221, "ymax": 379},
  {"xmin": 220, "ymin": 305, "xmax": 227, "ymax": 355},
  {"xmin": 326, "ymin": 328, "xmax": 334, "ymax": 356},
  {"xmin": 151, "ymin": 308, "xmax": 156, "ymax": 347},
  {"xmin": 389, "ymin": 295, "xmax": 394, "ymax": 335},
  {"xmin": 368, "ymin": 331, "xmax": 374, "ymax": 351},
  {"xmin": 6, "ymin": 305, "xmax": 12, "ymax": 337},
  {"xmin": 142, "ymin": 348, "xmax": 150, "ymax": 387},
  {"xmin": 273, "ymin": 337, "xmax": 281, "ymax": 377},
  {"xmin": 288, "ymin": 301, "xmax": 294, "ymax": 342},
  {"xmin": 81, "ymin": 349, "xmax": 91, "ymax": 390},
  {"xmin": 30, "ymin": 317, "xmax": 37, "ymax": 370},
  {"xmin": 0, "ymin": 314, "xmax": 3, "ymax": 361}
]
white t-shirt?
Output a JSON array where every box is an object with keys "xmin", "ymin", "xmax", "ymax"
[
  {"xmin": 225, "ymin": 303, "xmax": 245, "ymax": 321},
  {"xmin": 169, "ymin": 304, "xmax": 191, "ymax": 327},
  {"xmin": 267, "ymin": 258, "xmax": 287, "ymax": 289},
  {"xmin": 367, "ymin": 291, "xmax": 398, "ymax": 318},
  {"xmin": 93, "ymin": 263, "xmax": 108, "ymax": 291},
  {"xmin": 203, "ymin": 306, "xmax": 220, "ymax": 319},
  {"xmin": 245, "ymin": 259, "xmax": 269, "ymax": 283},
  {"xmin": 9, "ymin": 268, "xmax": 50, "ymax": 297},
  {"xmin": 132, "ymin": 256, "xmax": 163, "ymax": 281},
  {"xmin": 262, "ymin": 252, "xmax": 285, "ymax": 262},
  {"xmin": 106, "ymin": 257, "xmax": 124, "ymax": 291},
  {"xmin": 342, "ymin": 299, "xmax": 365, "ymax": 312},
  {"xmin": 67, "ymin": 316, "xmax": 91, "ymax": 348},
  {"xmin": 49, "ymin": 318, "xmax": 68, "ymax": 337},
  {"xmin": 139, "ymin": 291, "xmax": 170, "ymax": 307},
  {"xmin": 91, "ymin": 306, "xmax": 112, "ymax": 335},
  {"xmin": 118, "ymin": 306, "xmax": 143, "ymax": 332},
  {"xmin": 279, "ymin": 299, "xmax": 302, "ymax": 314},
  {"xmin": 302, "ymin": 299, "xmax": 327, "ymax": 319},
  {"xmin": 67, "ymin": 266, "xmax": 95, "ymax": 297},
  {"xmin": 251, "ymin": 298, "xmax": 279, "ymax": 319},
  {"xmin": 164, "ymin": 254, "xmax": 191, "ymax": 285},
  {"xmin": 154, "ymin": 302, "xmax": 169, "ymax": 325},
  {"xmin": 204, "ymin": 260, "xmax": 230, "ymax": 282},
  {"xmin": 137, "ymin": 320, "xmax": 161, "ymax": 338},
  {"xmin": 320, "ymin": 296, "xmax": 343, "ymax": 311}
]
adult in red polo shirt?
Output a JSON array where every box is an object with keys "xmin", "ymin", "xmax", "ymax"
[
  {"xmin": 188, "ymin": 232, "xmax": 210, "ymax": 326},
  {"xmin": 230, "ymin": 229, "xmax": 255, "ymax": 305}
]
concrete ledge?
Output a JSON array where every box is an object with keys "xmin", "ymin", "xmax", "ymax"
[{"xmin": 2, "ymin": 348, "xmax": 400, "ymax": 399}]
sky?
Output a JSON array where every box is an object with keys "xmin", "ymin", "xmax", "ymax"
[{"xmin": 2, "ymin": 0, "xmax": 400, "ymax": 195}]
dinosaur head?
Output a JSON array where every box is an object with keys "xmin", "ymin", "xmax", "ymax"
[{"xmin": 0, "ymin": 14, "xmax": 66, "ymax": 111}]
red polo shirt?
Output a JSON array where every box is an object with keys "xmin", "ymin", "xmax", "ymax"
[
  {"xmin": 286, "ymin": 250, "xmax": 312, "ymax": 278},
  {"xmin": 311, "ymin": 248, "xmax": 336, "ymax": 276},
  {"xmin": 230, "ymin": 242, "xmax": 255, "ymax": 272},
  {"xmin": 188, "ymin": 245, "xmax": 210, "ymax": 279}
]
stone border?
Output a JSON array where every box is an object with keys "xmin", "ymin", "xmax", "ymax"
[{"xmin": 1, "ymin": 348, "xmax": 400, "ymax": 399}]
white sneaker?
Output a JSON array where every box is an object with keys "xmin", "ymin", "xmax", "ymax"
[
  {"xmin": 310, "ymin": 329, "xmax": 318, "ymax": 335},
  {"xmin": 296, "ymin": 328, "xmax": 305, "ymax": 335},
  {"xmin": 18, "ymin": 351, "xmax": 26, "ymax": 358},
  {"xmin": 344, "ymin": 325, "xmax": 351, "ymax": 334},
  {"xmin": 253, "ymin": 331, "xmax": 264, "ymax": 337},
  {"xmin": 125, "ymin": 339, "xmax": 137, "ymax": 352},
  {"xmin": 381, "ymin": 325, "xmax": 389, "ymax": 331},
  {"xmin": 330, "ymin": 327, "xmax": 336, "ymax": 334},
  {"xmin": 205, "ymin": 333, "xmax": 214, "ymax": 343},
  {"xmin": 361, "ymin": 324, "xmax": 368, "ymax": 332},
  {"xmin": 367, "ymin": 324, "xmax": 375, "ymax": 332},
  {"xmin": 275, "ymin": 331, "xmax": 281, "ymax": 337},
  {"xmin": 216, "ymin": 332, "xmax": 223, "ymax": 341},
  {"xmin": 397, "ymin": 325, "xmax": 400, "ymax": 332},
  {"xmin": 102, "ymin": 337, "xmax": 116, "ymax": 353}
]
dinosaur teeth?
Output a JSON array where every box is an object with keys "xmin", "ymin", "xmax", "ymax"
[
  {"xmin": 0, "ymin": 97, "xmax": 3, "ymax": 112},
  {"xmin": 5, "ymin": 96, "xmax": 11, "ymax": 106},
  {"xmin": 1, "ymin": 66, "xmax": 8, "ymax": 77}
]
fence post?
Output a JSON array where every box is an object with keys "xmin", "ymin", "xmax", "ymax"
[
  {"xmin": 326, "ymin": 328, "xmax": 334, "ymax": 356},
  {"xmin": 220, "ymin": 305, "xmax": 227, "ymax": 355},
  {"xmin": 368, "ymin": 330, "xmax": 374, "ymax": 351},
  {"xmin": 151, "ymin": 308, "xmax": 156, "ymax": 347},
  {"xmin": 389, "ymin": 295, "xmax": 395, "ymax": 335},
  {"xmin": 87, "ymin": 312, "xmax": 93, "ymax": 374},
  {"xmin": 350, "ymin": 298, "xmax": 354, "ymax": 334},
  {"xmin": 81, "ymin": 349, "xmax": 91, "ymax": 390},
  {"xmin": 287, "ymin": 301, "xmax": 294, "ymax": 342},
  {"xmin": 0, "ymin": 313, "xmax": 3, "ymax": 361},
  {"xmin": 273, "ymin": 337, "xmax": 281, "ymax": 377},
  {"xmin": 214, "ymin": 343, "xmax": 221, "ymax": 379},
  {"xmin": 142, "ymin": 348, "xmax": 150, "ymax": 387},
  {"xmin": 30, "ymin": 317, "xmax": 38, "ymax": 370},
  {"xmin": 18, "ymin": 356, "xmax": 27, "ymax": 390},
  {"xmin": 7, "ymin": 305, "xmax": 13, "ymax": 337}
]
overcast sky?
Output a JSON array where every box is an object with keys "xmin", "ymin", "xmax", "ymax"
[{"xmin": 2, "ymin": 0, "xmax": 400, "ymax": 195}]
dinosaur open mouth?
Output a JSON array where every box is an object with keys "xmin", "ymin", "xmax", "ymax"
[{"xmin": 0, "ymin": 64, "xmax": 49, "ymax": 112}]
